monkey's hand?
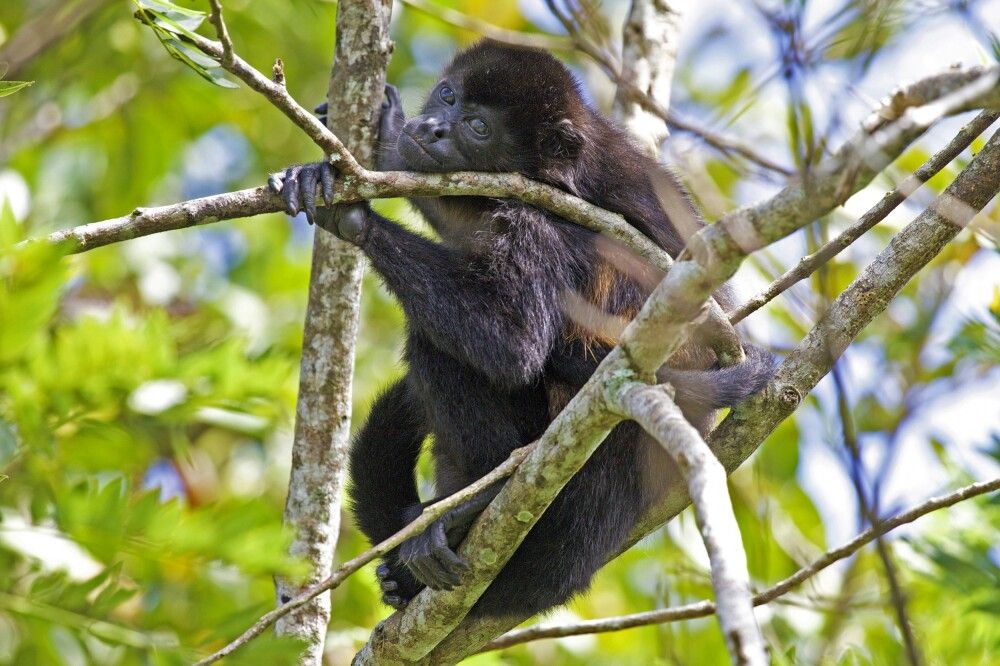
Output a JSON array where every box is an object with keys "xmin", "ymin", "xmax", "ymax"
[
  {"xmin": 398, "ymin": 503, "xmax": 474, "ymax": 592},
  {"xmin": 376, "ymin": 84, "xmax": 405, "ymax": 172},
  {"xmin": 267, "ymin": 162, "xmax": 336, "ymax": 227}
]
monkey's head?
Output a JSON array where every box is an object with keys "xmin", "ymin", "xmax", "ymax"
[{"xmin": 396, "ymin": 40, "xmax": 588, "ymax": 180}]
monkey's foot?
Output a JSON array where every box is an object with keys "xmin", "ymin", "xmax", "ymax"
[
  {"xmin": 376, "ymin": 561, "xmax": 421, "ymax": 611},
  {"xmin": 399, "ymin": 518, "xmax": 470, "ymax": 591}
]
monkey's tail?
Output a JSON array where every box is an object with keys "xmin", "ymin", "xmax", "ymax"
[{"xmin": 658, "ymin": 344, "xmax": 777, "ymax": 411}]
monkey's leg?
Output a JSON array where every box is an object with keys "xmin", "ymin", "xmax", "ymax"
[{"xmin": 348, "ymin": 377, "xmax": 428, "ymax": 610}]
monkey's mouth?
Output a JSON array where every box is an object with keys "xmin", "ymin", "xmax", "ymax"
[{"xmin": 399, "ymin": 131, "xmax": 445, "ymax": 168}]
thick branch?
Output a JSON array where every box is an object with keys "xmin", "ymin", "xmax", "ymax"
[
  {"xmin": 730, "ymin": 110, "xmax": 1000, "ymax": 324},
  {"xmin": 632, "ymin": 125, "xmax": 1000, "ymax": 550},
  {"xmin": 248, "ymin": 0, "xmax": 391, "ymax": 662},
  {"xmin": 614, "ymin": 382, "xmax": 766, "ymax": 666},
  {"xmin": 485, "ymin": 477, "xmax": 1000, "ymax": 650}
]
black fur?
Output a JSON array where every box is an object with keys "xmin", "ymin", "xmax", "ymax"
[{"xmin": 274, "ymin": 40, "xmax": 775, "ymax": 619}]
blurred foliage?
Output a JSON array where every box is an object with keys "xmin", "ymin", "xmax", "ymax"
[{"xmin": 1, "ymin": 0, "xmax": 998, "ymax": 664}]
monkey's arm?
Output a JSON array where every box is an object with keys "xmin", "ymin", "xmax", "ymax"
[
  {"xmin": 348, "ymin": 377, "xmax": 428, "ymax": 609},
  {"xmin": 318, "ymin": 204, "xmax": 572, "ymax": 387}
]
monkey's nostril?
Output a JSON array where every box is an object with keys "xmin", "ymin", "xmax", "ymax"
[{"xmin": 432, "ymin": 126, "xmax": 445, "ymax": 139}]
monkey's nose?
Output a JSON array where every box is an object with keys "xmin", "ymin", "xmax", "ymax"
[{"xmin": 416, "ymin": 117, "xmax": 448, "ymax": 142}]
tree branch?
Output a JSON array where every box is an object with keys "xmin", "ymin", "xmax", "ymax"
[
  {"xmin": 613, "ymin": 382, "xmax": 766, "ymax": 666},
  {"xmin": 631, "ymin": 124, "xmax": 1000, "ymax": 556},
  {"xmin": 171, "ymin": 23, "xmax": 363, "ymax": 174},
  {"xmin": 729, "ymin": 109, "xmax": 1000, "ymax": 324},
  {"xmin": 483, "ymin": 476, "xmax": 1000, "ymax": 650},
  {"xmin": 832, "ymin": 366, "xmax": 923, "ymax": 666}
]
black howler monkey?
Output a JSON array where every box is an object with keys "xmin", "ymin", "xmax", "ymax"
[{"xmin": 272, "ymin": 40, "xmax": 775, "ymax": 619}]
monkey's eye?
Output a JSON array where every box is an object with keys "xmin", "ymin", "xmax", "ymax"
[
  {"xmin": 468, "ymin": 117, "xmax": 489, "ymax": 137},
  {"xmin": 439, "ymin": 87, "xmax": 456, "ymax": 105}
]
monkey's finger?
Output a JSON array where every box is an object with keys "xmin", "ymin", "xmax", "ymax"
[
  {"xmin": 383, "ymin": 594, "xmax": 407, "ymax": 611},
  {"xmin": 320, "ymin": 162, "xmax": 335, "ymax": 206},
  {"xmin": 433, "ymin": 544, "xmax": 468, "ymax": 579},
  {"xmin": 300, "ymin": 166, "xmax": 318, "ymax": 225},
  {"xmin": 429, "ymin": 524, "xmax": 466, "ymax": 583},
  {"xmin": 408, "ymin": 541, "xmax": 455, "ymax": 591},
  {"xmin": 412, "ymin": 549, "xmax": 451, "ymax": 590},
  {"xmin": 383, "ymin": 84, "xmax": 400, "ymax": 109},
  {"xmin": 379, "ymin": 577, "xmax": 398, "ymax": 593},
  {"xmin": 267, "ymin": 173, "xmax": 284, "ymax": 194},
  {"xmin": 314, "ymin": 101, "xmax": 328, "ymax": 116},
  {"xmin": 405, "ymin": 555, "xmax": 439, "ymax": 590},
  {"xmin": 282, "ymin": 167, "xmax": 301, "ymax": 216},
  {"xmin": 429, "ymin": 551, "xmax": 462, "ymax": 588}
]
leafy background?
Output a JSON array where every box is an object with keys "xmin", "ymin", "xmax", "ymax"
[{"xmin": 1, "ymin": 0, "xmax": 998, "ymax": 664}]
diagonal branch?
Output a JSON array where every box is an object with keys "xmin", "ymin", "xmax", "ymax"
[
  {"xmin": 484, "ymin": 476, "xmax": 1000, "ymax": 650},
  {"xmin": 632, "ymin": 125, "xmax": 1000, "ymax": 554},
  {"xmin": 729, "ymin": 110, "xmax": 1000, "ymax": 324},
  {"xmin": 832, "ymin": 365, "xmax": 923, "ymax": 666},
  {"xmin": 613, "ymin": 382, "xmax": 766, "ymax": 666}
]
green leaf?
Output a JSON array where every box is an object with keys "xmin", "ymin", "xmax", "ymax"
[{"xmin": 0, "ymin": 81, "xmax": 34, "ymax": 97}]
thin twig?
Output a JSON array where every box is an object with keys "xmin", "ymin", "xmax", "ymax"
[
  {"xmin": 832, "ymin": 365, "xmax": 923, "ymax": 666},
  {"xmin": 615, "ymin": 382, "xmax": 766, "ymax": 666},
  {"xmin": 547, "ymin": 3, "xmax": 794, "ymax": 176},
  {"xmin": 166, "ymin": 24, "xmax": 363, "ymax": 174},
  {"xmin": 729, "ymin": 109, "xmax": 999, "ymax": 324},
  {"xmin": 206, "ymin": 0, "xmax": 235, "ymax": 66},
  {"xmin": 191, "ymin": 446, "xmax": 532, "ymax": 666},
  {"xmin": 399, "ymin": 0, "xmax": 572, "ymax": 51},
  {"xmin": 483, "ymin": 477, "xmax": 1000, "ymax": 651}
]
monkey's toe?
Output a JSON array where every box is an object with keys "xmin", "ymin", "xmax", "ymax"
[
  {"xmin": 375, "ymin": 561, "xmax": 420, "ymax": 611},
  {"xmin": 382, "ymin": 594, "xmax": 408, "ymax": 611}
]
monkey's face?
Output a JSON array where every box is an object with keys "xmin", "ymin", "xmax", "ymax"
[{"xmin": 397, "ymin": 80, "xmax": 529, "ymax": 174}]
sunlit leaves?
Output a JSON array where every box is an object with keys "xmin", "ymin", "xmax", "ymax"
[{"xmin": 132, "ymin": 0, "xmax": 238, "ymax": 89}]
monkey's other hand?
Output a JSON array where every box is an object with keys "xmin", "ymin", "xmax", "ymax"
[
  {"xmin": 399, "ymin": 514, "xmax": 471, "ymax": 591},
  {"xmin": 376, "ymin": 560, "xmax": 422, "ymax": 611},
  {"xmin": 313, "ymin": 203, "xmax": 370, "ymax": 245},
  {"xmin": 314, "ymin": 100, "xmax": 328, "ymax": 126},
  {"xmin": 267, "ymin": 162, "xmax": 336, "ymax": 226},
  {"xmin": 376, "ymin": 84, "xmax": 405, "ymax": 172}
]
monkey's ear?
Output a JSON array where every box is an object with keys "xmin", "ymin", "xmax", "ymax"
[{"xmin": 540, "ymin": 119, "xmax": 584, "ymax": 160}]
